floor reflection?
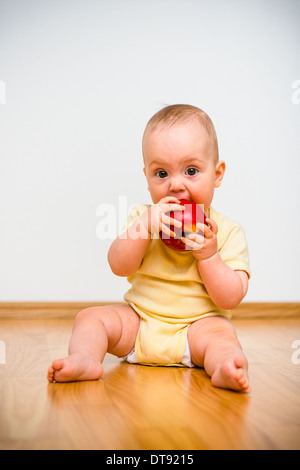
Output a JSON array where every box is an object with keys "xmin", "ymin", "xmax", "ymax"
[{"xmin": 47, "ymin": 360, "xmax": 251, "ymax": 449}]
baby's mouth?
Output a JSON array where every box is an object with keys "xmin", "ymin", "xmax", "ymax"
[{"xmin": 170, "ymin": 196, "xmax": 192, "ymax": 202}]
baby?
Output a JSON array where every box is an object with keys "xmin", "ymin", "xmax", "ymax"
[{"xmin": 48, "ymin": 104, "xmax": 251, "ymax": 393}]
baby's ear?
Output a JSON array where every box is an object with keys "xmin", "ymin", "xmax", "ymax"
[
  {"xmin": 215, "ymin": 160, "xmax": 226, "ymax": 188},
  {"xmin": 143, "ymin": 167, "xmax": 146, "ymax": 176}
]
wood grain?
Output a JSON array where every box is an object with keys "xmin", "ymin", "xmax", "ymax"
[
  {"xmin": 0, "ymin": 316, "xmax": 299, "ymax": 449},
  {"xmin": 0, "ymin": 301, "xmax": 299, "ymax": 319}
]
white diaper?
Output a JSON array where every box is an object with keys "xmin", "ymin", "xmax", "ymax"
[{"xmin": 123, "ymin": 338, "xmax": 196, "ymax": 368}]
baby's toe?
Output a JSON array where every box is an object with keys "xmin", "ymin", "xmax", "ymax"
[
  {"xmin": 47, "ymin": 366, "xmax": 55, "ymax": 383},
  {"xmin": 52, "ymin": 359, "xmax": 65, "ymax": 371}
]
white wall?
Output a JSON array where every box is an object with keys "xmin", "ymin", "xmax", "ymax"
[{"xmin": 0, "ymin": 0, "xmax": 299, "ymax": 302}]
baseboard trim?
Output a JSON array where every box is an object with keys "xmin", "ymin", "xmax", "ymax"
[
  {"xmin": 0, "ymin": 302, "xmax": 299, "ymax": 320},
  {"xmin": 232, "ymin": 302, "xmax": 300, "ymax": 319},
  {"xmin": 0, "ymin": 302, "xmax": 122, "ymax": 319}
]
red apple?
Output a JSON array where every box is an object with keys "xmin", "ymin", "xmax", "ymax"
[{"xmin": 160, "ymin": 199, "xmax": 207, "ymax": 251}]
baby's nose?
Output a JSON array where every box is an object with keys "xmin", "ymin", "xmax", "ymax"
[{"xmin": 169, "ymin": 176, "xmax": 186, "ymax": 192}]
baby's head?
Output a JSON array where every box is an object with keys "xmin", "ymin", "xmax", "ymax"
[
  {"xmin": 143, "ymin": 104, "xmax": 219, "ymax": 164},
  {"xmin": 142, "ymin": 104, "xmax": 225, "ymax": 210}
]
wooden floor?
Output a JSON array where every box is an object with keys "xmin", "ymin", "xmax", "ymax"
[{"xmin": 0, "ymin": 315, "xmax": 300, "ymax": 450}]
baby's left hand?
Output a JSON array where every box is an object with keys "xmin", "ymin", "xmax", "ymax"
[{"xmin": 181, "ymin": 218, "xmax": 218, "ymax": 261}]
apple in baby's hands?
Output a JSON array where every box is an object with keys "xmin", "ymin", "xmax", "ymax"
[{"xmin": 160, "ymin": 199, "xmax": 208, "ymax": 252}]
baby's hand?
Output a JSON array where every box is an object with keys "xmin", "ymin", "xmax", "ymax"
[
  {"xmin": 181, "ymin": 218, "xmax": 218, "ymax": 260},
  {"xmin": 140, "ymin": 196, "xmax": 184, "ymax": 238}
]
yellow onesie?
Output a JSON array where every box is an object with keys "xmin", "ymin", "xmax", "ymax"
[{"xmin": 122, "ymin": 204, "xmax": 250, "ymax": 366}]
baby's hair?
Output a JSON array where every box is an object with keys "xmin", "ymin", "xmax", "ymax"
[{"xmin": 143, "ymin": 104, "xmax": 219, "ymax": 162}]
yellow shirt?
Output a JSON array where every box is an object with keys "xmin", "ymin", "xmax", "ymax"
[{"xmin": 122, "ymin": 204, "xmax": 250, "ymax": 366}]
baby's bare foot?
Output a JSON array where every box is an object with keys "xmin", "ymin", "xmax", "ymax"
[
  {"xmin": 47, "ymin": 352, "xmax": 103, "ymax": 383},
  {"xmin": 211, "ymin": 356, "xmax": 251, "ymax": 393}
]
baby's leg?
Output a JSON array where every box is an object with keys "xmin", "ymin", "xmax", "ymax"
[
  {"xmin": 47, "ymin": 304, "xmax": 140, "ymax": 383},
  {"xmin": 188, "ymin": 316, "xmax": 250, "ymax": 393}
]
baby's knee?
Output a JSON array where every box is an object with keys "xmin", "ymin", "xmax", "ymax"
[
  {"xmin": 208, "ymin": 325, "xmax": 240, "ymax": 347},
  {"xmin": 75, "ymin": 305, "xmax": 113, "ymax": 324}
]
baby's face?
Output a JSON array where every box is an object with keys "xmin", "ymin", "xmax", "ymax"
[{"xmin": 143, "ymin": 120, "xmax": 225, "ymax": 211}]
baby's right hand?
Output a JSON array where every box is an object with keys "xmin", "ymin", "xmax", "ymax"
[{"xmin": 140, "ymin": 197, "xmax": 184, "ymax": 238}]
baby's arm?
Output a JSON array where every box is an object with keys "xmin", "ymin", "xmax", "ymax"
[
  {"xmin": 108, "ymin": 197, "xmax": 184, "ymax": 277},
  {"xmin": 182, "ymin": 218, "xmax": 248, "ymax": 310},
  {"xmin": 197, "ymin": 256, "xmax": 248, "ymax": 310},
  {"xmin": 107, "ymin": 212, "xmax": 152, "ymax": 277}
]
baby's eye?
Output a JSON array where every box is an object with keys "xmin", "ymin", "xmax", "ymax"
[
  {"xmin": 185, "ymin": 167, "xmax": 199, "ymax": 176},
  {"xmin": 155, "ymin": 170, "xmax": 168, "ymax": 179}
]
